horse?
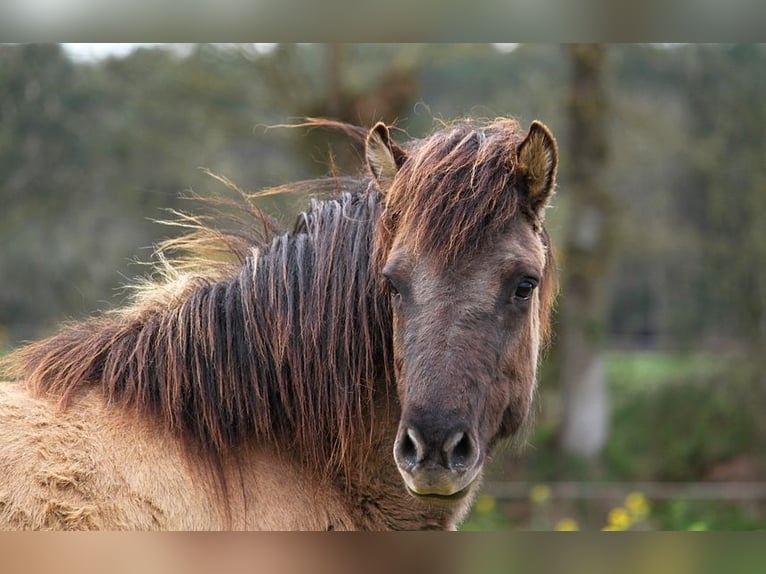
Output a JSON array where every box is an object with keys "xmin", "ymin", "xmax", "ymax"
[{"xmin": 0, "ymin": 117, "xmax": 558, "ymax": 530}]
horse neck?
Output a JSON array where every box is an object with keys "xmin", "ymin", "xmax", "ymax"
[
  {"xmin": 230, "ymin": 189, "xmax": 395, "ymax": 468},
  {"xmin": 10, "ymin": 186, "xmax": 395, "ymax": 478}
]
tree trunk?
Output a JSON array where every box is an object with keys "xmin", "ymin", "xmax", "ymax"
[{"xmin": 558, "ymin": 44, "xmax": 615, "ymax": 458}]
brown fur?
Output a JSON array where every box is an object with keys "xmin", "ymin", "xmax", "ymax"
[{"xmin": 0, "ymin": 118, "xmax": 557, "ymax": 530}]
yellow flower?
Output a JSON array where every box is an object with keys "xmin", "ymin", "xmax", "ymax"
[
  {"xmin": 529, "ymin": 484, "xmax": 551, "ymax": 505},
  {"xmin": 607, "ymin": 507, "xmax": 632, "ymax": 530},
  {"xmin": 554, "ymin": 518, "xmax": 579, "ymax": 531},
  {"xmin": 625, "ymin": 491, "xmax": 650, "ymax": 521},
  {"xmin": 475, "ymin": 494, "xmax": 496, "ymax": 513}
]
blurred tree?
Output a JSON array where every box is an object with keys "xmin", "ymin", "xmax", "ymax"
[
  {"xmin": 0, "ymin": 44, "xmax": 100, "ymax": 336},
  {"xmin": 253, "ymin": 44, "xmax": 419, "ymax": 174},
  {"xmin": 683, "ymin": 45, "xmax": 766, "ymax": 444},
  {"xmin": 686, "ymin": 45, "xmax": 766, "ymax": 351},
  {"xmin": 557, "ymin": 44, "xmax": 615, "ymax": 458},
  {"xmin": 0, "ymin": 44, "xmax": 301, "ymax": 340}
]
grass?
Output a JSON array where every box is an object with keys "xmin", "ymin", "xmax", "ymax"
[{"xmin": 606, "ymin": 350, "xmax": 721, "ymax": 393}]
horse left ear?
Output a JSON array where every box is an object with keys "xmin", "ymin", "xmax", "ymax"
[
  {"xmin": 366, "ymin": 122, "xmax": 407, "ymax": 192},
  {"xmin": 516, "ymin": 120, "xmax": 558, "ymax": 217}
]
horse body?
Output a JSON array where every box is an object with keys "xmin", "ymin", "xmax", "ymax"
[{"xmin": 0, "ymin": 118, "xmax": 557, "ymax": 530}]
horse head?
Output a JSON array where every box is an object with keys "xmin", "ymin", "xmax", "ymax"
[{"xmin": 367, "ymin": 119, "xmax": 558, "ymax": 502}]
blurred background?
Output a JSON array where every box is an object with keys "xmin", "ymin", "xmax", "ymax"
[{"xmin": 1, "ymin": 43, "xmax": 764, "ymax": 530}]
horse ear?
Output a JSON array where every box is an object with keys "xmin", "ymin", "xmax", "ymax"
[
  {"xmin": 516, "ymin": 120, "xmax": 558, "ymax": 217},
  {"xmin": 366, "ymin": 122, "xmax": 407, "ymax": 191}
]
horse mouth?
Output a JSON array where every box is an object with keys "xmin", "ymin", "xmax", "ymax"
[{"xmin": 405, "ymin": 484, "xmax": 472, "ymax": 504}]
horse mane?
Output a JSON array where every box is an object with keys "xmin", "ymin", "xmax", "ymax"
[{"xmin": 2, "ymin": 173, "xmax": 394, "ymax": 479}]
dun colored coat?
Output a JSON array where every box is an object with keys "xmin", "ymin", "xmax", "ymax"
[{"xmin": 0, "ymin": 118, "xmax": 558, "ymax": 530}]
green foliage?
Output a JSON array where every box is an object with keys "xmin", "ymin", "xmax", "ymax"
[
  {"xmin": 653, "ymin": 499, "xmax": 765, "ymax": 531},
  {"xmin": 530, "ymin": 350, "xmax": 763, "ymax": 483},
  {"xmin": 461, "ymin": 494, "xmax": 512, "ymax": 531},
  {"xmin": 605, "ymin": 351, "xmax": 762, "ymax": 481}
]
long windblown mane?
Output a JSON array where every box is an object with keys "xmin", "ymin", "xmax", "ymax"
[
  {"xmin": 1, "ymin": 118, "xmax": 557, "ymax": 484},
  {"xmin": 3, "ymin": 174, "xmax": 394, "ymax": 478}
]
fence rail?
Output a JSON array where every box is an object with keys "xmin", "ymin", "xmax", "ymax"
[{"xmin": 484, "ymin": 481, "xmax": 766, "ymax": 501}]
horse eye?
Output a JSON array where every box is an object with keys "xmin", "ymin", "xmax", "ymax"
[
  {"xmin": 383, "ymin": 275, "xmax": 400, "ymax": 297},
  {"xmin": 514, "ymin": 279, "xmax": 537, "ymax": 301}
]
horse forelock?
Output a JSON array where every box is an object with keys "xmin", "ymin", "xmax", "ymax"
[{"xmin": 375, "ymin": 119, "xmax": 527, "ymax": 265}]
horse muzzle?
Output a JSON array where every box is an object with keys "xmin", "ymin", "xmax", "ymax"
[{"xmin": 393, "ymin": 424, "xmax": 483, "ymax": 501}]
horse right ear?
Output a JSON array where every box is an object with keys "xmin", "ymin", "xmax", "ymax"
[
  {"xmin": 366, "ymin": 122, "xmax": 407, "ymax": 191},
  {"xmin": 516, "ymin": 120, "xmax": 558, "ymax": 218}
]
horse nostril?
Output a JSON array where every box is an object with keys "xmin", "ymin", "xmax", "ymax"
[
  {"xmin": 395, "ymin": 427, "xmax": 423, "ymax": 470},
  {"xmin": 443, "ymin": 430, "xmax": 477, "ymax": 471}
]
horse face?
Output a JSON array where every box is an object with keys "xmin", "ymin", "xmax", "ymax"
[
  {"xmin": 366, "ymin": 120, "xmax": 557, "ymax": 502},
  {"xmin": 382, "ymin": 222, "xmax": 546, "ymax": 501}
]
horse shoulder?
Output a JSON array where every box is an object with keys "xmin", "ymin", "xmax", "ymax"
[
  {"xmin": 0, "ymin": 380, "xmax": 362, "ymax": 530},
  {"xmin": 0, "ymin": 381, "xmax": 212, "ymax": 530}
]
